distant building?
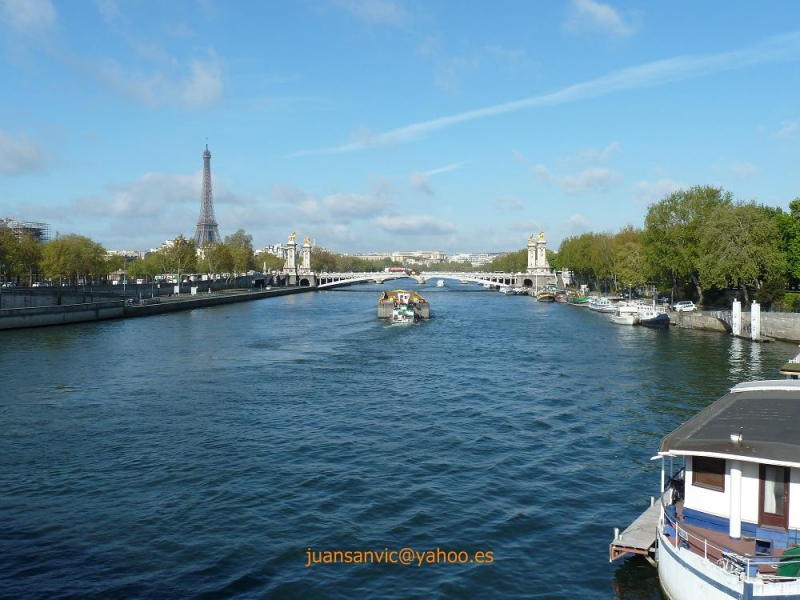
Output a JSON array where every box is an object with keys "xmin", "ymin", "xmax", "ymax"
[
  {"xmin": 256, "ymin": 244, "xmax": 289, "ymax": 260},
  {"xmin": 352, "ymin": 250, "xmax": 446, "ymax": 266},
  {"xmin": 107, "ymin": 249, "xmax": 149, "ymax": 260},
  {"xmin": 448, "ymin": 252, "xmax": 507, "ymax": 267},
  {"xmin": 0, "ymin": 218, "xmax": 50, "ymax": 242}
]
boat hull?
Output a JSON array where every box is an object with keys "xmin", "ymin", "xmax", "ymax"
[
  {"xmin": 640, "ymin": 313, "xmax": 670, "ymax": 328},
  {"xmin": 610, "ymin": 313, "xmax": 637, "ymax": 325},
  {"xmin": 657, "ymin": 528, "xmax": 800, "ymax": 600}
]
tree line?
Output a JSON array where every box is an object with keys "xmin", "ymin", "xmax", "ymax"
[
  {"xmin": 554, "ymin": 185, "xmax": 799, "ymax": 308},
  {"xmin": 0, "ymin": 229, "xmax": 268, "ymax": 286}
]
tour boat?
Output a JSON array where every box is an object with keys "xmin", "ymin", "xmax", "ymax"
[{"xmin": 610, "ymin": 380, "xmax": 800, "ymax": 600}]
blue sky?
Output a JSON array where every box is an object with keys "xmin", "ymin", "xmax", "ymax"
[{"xmin": 1, "ymin": 0, "xmax": 799, "ymax": 255}]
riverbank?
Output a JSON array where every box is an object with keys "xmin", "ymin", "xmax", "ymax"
[
  {"xmin": 671, "ymin": 309, "xmax": 800, "ymax": 343},
  {"xmin": 123, "ymin": 286, "xmax": 308, "ymax": 318},
  {"xmin": 0, "ymin": 285, "xmax": 312, "ymax": 330}
]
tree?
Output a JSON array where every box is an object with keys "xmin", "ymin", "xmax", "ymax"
[
  {"xmin": 225, "ymin": 229, "xmax": 255, "ymax": 274},
  {"xmin": 485, "ymin": 250, "xmax": 526, "ymax": 273},
  {"xmin": 162, "ymin": 235, "xmax": 197, "ymax": 282},
  {"xmin": 106, "ymin": 255, "xmax": 125, "ymax": 281},
  {"xmin": 41, "ymin": 234, "xmax": 106, "ymax": 285},
  {"xmin": 774, "ymin": 198, "xmax": 800, "ymax": 288},
  {"xmin": 612, "ymin": 227, "xmax": 648, "ymax": 292},
  {"xmin": 697, "ymin": 202, "xmax": 786, "ymax": 303},
  {"xmin": 0, "ymin": 227, "xmax": 19, "ymax": 282},
  {"xmin": 642, "ymin": 185, "xmax": 733, "ymax": 304},
  {"xmin": 202, "ymin": 243, "xmax": 234, "ymax": 278}
]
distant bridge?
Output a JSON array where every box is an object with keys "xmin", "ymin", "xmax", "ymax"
[{"xmin": 313, "ymin": 271, "xmax": 558, "ymax": 290}]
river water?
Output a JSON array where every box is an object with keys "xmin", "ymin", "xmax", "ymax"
[{"xmin": 1, "ymin": 283, "xmax": 796, "ymax": 599}]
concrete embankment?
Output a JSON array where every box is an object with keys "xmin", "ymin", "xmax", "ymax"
[
  {"xmin": 0, "ymin": 286, "xmax": 312, "ymax": 330},
  {"xmin": 671, "ymin": 312, "xmax": 729, "ymax": 334},
  {"xmin": 672, "ymin": 310, "xmax": 800, "ymax": 343},
  {"xmin": 0, "ymin": 300, "xmax": 124, "ymax": 330},
  {"xmin": 123, "ymin": 287, "xmax": 308, "ymax": 318}
]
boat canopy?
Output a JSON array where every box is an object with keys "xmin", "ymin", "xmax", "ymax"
[{"xmin": 659, "ymin": 380, "xmax": 800, "ymax": 468}]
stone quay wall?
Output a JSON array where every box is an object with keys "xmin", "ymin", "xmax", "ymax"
[
  {"xmin": 674, "ymin": 310, "xmax": 800, "ymax": 343},
  {"xmin": 0, "ymin": 300, "xmax": 124, "ymax": 330}
]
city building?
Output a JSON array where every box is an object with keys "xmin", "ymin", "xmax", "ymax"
[{"xmin": 0, "ymin": 218, "xmax": 51, "ymax": 242}]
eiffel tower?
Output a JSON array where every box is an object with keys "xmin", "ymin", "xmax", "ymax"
[{"xmin": 194, "ymin": 144, "xmax": 221, "ymax": 246}]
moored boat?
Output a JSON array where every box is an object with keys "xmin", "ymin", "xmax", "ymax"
[
  {"xmin": 537, "ymin": 290, "xmax": 556, "ymax": 302},
  {"xmin": 610, "ymin": 304, "xmax": 639, "ymax": 325},
  {"xmin": 566, "ymin": 294, "xmax": 591, "ymax": 306},
  {"xmin": 610, "ymin": 379, "xmax": 800, "ymax": 600},
  {"xmin": 638, "ymin": 303, "xmax": 670, "ymax": 328},
  {"xmin": 589, "ymin": 296, "xmax": 616, "ymax": 313},
  {"xmin": 436, "ymin": 279, "xmax": 445, "ymax": 288}
]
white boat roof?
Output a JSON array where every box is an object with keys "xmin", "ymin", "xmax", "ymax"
[{"xmin": 659, "ymin": 380, "xmax": 800, "ymax": 467}]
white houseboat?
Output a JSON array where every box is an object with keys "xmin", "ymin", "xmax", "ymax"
[{"xmin": 611, "ymin": 380, "xmax": 800, "ymax": 600}]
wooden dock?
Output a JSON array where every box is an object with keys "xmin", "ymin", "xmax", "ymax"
[{"xmin": 609, "ymin": 495, "xmax": 662, "ymax": 562}]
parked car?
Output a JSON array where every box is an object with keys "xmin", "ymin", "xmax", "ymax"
[{"xmin": 672, "ymin": 300, "xmax": 697, "ymax": 312}]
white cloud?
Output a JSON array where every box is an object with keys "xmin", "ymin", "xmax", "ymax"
[
  {"xmin": 373, "ymin": 215, "xmax": 456, "ymax": 235},
  {"xmin": 322, "ymin": 192, "xmax": 390, "ymax": 219},
  {"xmin": 331, "ymin": 0, "xmax": 407, "ymax": 27},
  {"xmin": 434, "ymin": 55, "xmax": 479, "ymax": 91},
  {"xmin": 411, "ymin": 172, "xmax": 434, "ymax": 196},
  {"xmin": 563, "ymin": 0, "xmax": 636, "ymax": 38},
  {"xmin": 565, "ymin": 213, "xmax": 592, "ymax": 234},
  {"xmin": 569, "ymin": 141, "xmax": 620, "ymax": 166},
  {"xmin": 772, "ymin": 120, "xmax": 798, "ymax": 140},
  {"xmin": 632, "ymin": 179, "xmax": 684, "ymax": 206},
  {"xmin": 77, "ymin": 172, "xmax": 199, "ymax": 219},
  {"xmin": 98, "ymin": 47, "xmax": 223, "ymax": 108},
  {"xmin": 535, "ymin": 164, "xmax": 622, "ymax": 194},
  {"xmin": 731, "ymin": 163, "xmax": 757, "ymax": 179},
  {"xmin": 0, "ymin": 0, "xmax": 56, "ymax": 36},
  {"xmin": 288, "ymin": 31, "xmax": 800, "ymax": 157},
  {"xmin": 492, "ymin": 197, "xmax": 525, "ymax": 211},
  {"xmin": 486, "ymin": 45, "xmax": 535, "ymax": 71},
  {"xmin": 94, "ymin": 0, "xmax": 120, "ymax": 23},
  {"xmin": 410, "ymin": 162, "xmax": 463, "ymax": 195},
  {"xmin": 0, "ymin": 130, "xmax": 48, "ymax": 175}
]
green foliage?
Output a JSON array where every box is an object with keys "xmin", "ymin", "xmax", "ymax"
[
  {"xmin": 484, "ymin": 250, "xmax": 526, "ymax": 272},
  {"xmin": 424, "ymin": 261, "xmax": 473, "ymax": 272},
  {"xmin": 756, "ymin": 278, "xmax": 787, "ymax": 309},
  {"xmin": 160, "ymin": 235, "xmax": 197, "ymax": 278},
  {"xmin": 41, "ymin": 234, "xmax": 107, "ymax": 284},
  {"xmin": 775, "ymin": 198, "xmax": 800, "ymax": 286},
  {"xmin": 224, "ymin": 229, "xmax": 255, "ymax": 273},
  {"xmin": 642, "ymin": 185, "xmax": 733, "ymax": 303},
  {"xmin": 258, "ymin": 252, "xmax": 284, "ymax": 271},
  {"xmin": 310, "ymin": 248, "xmax": 386, "ymax": 273},
  {"xmin": 697, "ymin": 202, "xmax": 786, "ymax": 300}
]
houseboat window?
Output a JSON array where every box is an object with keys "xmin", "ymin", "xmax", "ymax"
[
  {"xmin": 764, "ymin": 466, "xmax": 786, "ymax": 515},
  {"xmin": 692, "ymin": 456, "xmax": 725, "ymax": 491}
]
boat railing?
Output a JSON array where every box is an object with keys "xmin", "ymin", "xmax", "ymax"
[{"xmin": 660, "ymin": 492, "xmax": 800, "ymax": 582}]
